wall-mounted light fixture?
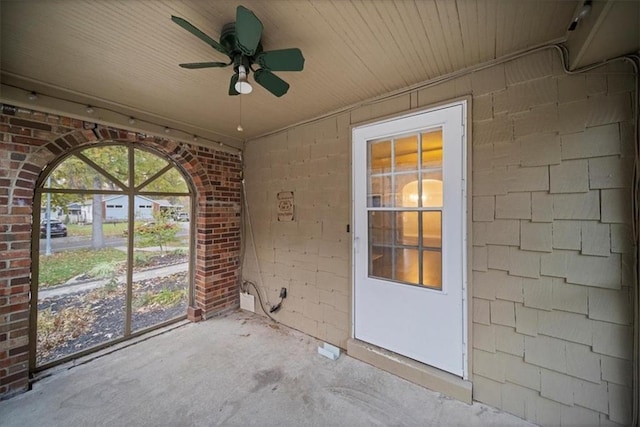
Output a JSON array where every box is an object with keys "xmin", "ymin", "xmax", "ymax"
[
  {"xmin": 28, "ymin": 92, "xmax": 38, "ymax": 101},
  {"xmin": 568, "ymin": 0, "xmax": 592, "ymax": 31},
  {"xmin": 164, "ymin": 127, "xmax": 171, "ymax": 134},
  {"xmin": 128, "ymin": 117, "xmax": 136, "ymax": 125},
  {"xmin": 86, "ymin": 105, "xmax": 95, "ymax": 114}
]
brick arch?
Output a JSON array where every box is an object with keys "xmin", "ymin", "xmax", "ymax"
[{"xmin": 1, "ymin": 108, "xmax": 241, "ymax": 398}]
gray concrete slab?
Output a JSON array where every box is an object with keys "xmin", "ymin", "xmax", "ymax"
[{"xmin": 0, "ymin": 311, "xmax": 532, "ymax": 426}]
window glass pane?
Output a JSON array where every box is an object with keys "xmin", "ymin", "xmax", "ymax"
[
  {"xmin": 139, "ymin": 167, "xmax": 189, "ymax": 194},
  {"xmin": 368, "ymin": 211, "xmax": 393, "ymax": 248},
  {"xmin": 421, "ymin": 129, "xmax": 443, "ymax": 169},
  {"xmin": 134, "ymin": 149, "xmax": 170, "ymax": 188},
  {"xmin": 395, "ymin": 248, "xmax": 420, "ymax": 285},
  {"xmin": 396, "ymin": 173, "xmax": 419, "ymax": 207},
  {"xmin": 368, "ymin": 175, "xmax": 392, "ymax": 207},
  {"xmin": 397, "ymin": 211, "xmax": 418, "ymax": 246},
  {"xmin": 422, "ymin": 211, "xmax": 442, "ymax": 248},
  {"xmin": 82, "ymin": 146, "xmax": 129, "ymax": 187},
  {"xmin": 37, "ymin": 195, "xmax": 127, "ymax": 366},
  {"xmin": 369, "ymin": 140, "xmax": 391, "ymax": 174},
  {"xmin": 421, "ymin": 178, "xmax": 443, "ymax": 208},
  {"xmin": 394, "ymin": 135, "xmax": 418, "ymax": 171},
  {"xmin": 45, "ymin": 155, "xmax": 124, "ymax": 192},
  {"xmin": 422, "ymin": 250, "xmax": 442, "ymax": 289}
]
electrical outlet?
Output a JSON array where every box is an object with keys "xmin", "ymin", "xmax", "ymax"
[{"xmin": 280, "ymin": 287, "xmax": 287, "ymax": 299}]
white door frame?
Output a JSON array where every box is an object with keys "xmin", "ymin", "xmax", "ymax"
[{"xmin": 351, "ymin": 100, "xmax": 468, "ymax": 379}]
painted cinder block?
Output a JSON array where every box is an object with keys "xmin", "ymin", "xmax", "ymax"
[
  {"xmin": 524, "ymin": 335, "xmax": 567, "ymax": 373},
  {"xmin": 519, "ymin": 133, "xmax": 561, "ymax": 167},
  {"xmin": 538, "ymin": 310, "xmax": 592, "ymax": 346},
  {"xmin": 587, "ymin": 93, "xmax": 633, "ymax": 128},
  {"xmin": 553, "ymin": 191, "xmax": 600, "ymax": 220},
  {"xmin": 601, "ymin": 355, "xmax": 632, "ymax": 387},
  {"xmin": 520, "ymin": 221, "xmax": 552, "ymax": 252},
  {"xmin": 474, "ymin": 168, "xmax": 508, "ymax": 195},
  {"xmin": 473, "ymin": 298, "xmax": 491, "ymax": 325},
  {"xmin": 494, "ymin": 272, "xmax": 523, "ymax": 303},
  {"xmin": 588, "ymin": 287, "xmax": 630, "ymax": 325},
  {"xmin": 505, "ymin": 50, "xmax": 554, "ymax": 85},
  {"xmin": 610, "ymin": 223, "xmax": 633, "ymax": 254},
  {"xmin": 588, "ymin": 155, "xmax": 632, "ymax": 189},
  {"xmin": 561, "ymin": 123, "xmax": 620, "ymax": 160},
  {"xmin": 473, "ymin": 94, "xmax": 493, "ymax": 121},
  {"xmin": 581, "ymin": 221, "xmax": 611, "ymax": 257},
  {"xmin": 565, "ymin": 341, "xmax": 601, "ymax": 383},
  {"xmin": 494, "ymin": 77, "xmax": 558, "ymax": 114},
  {"xmin": 531, "ymin": 396, "xmax": 563, "ymax": 427},
  {"xmin": 506, "ymin": 165, "xmax": 549, "ymax": 192},
  {"xmin": 504, "ymin": 352, "xmax": 541, "ymax": 391},
  {"xmin": 549, "ymin": 160, "xmax": 589, "ymax": 193},
  {"xmin": 523, "ymin": 276, "xmax": 553, "ymax": 311},
  {"xmin": 551, "ymin": 279, "xmax": 588, "ymax": 314},
  {"xmin": 501, "ymin": 382, "xmax": 539, "ymax": 420},
  {"xmin": 495, "ymin": 192, "xmax": 531, "ymax": 219},
  {"xmin": 508, "ymin": 247, "xmax": 540, "ymax": 279},
  {"xmin": 485, "ymin": 220, "xmax": 520, "ymax": 246},
  {"xmin": 513, "ymin": 104, "xmax": 559, "ymax": 137},
  {"xmin": 491, "ymin": 299, "xmax": 515, "ymax": 327},
  {"xmin": 560, "ymin": 405, "xmax": 600, "ymax": 427},
  {"xmin": 473, "ymin": 270, "xmax": 498, "ymax": 300},
  {"xmin": 573, "ymin": 378, "xmax": 609, "ymax": 414},
  {"xmin": 473, "ymin": 323, "xmax": 496, "ymax": 353},
  {"xmin": 601, "ymin": 188, "xmax": 631, "ymax": 224},
  {"xmin": 472, "ymin": 374, "xmax": 503, "ymax": 409},
  {"xmin": 515, "ymin": 303, "xmax": 538, "ymax": 336},
  {"xmin": 592, "ymin": 322, "xmax": 633, "ymax": 360},
  {"xmin": 473, "ymin": 143, "xmax": 494, "ymax": 171},
  {"xmin": 608, "ymin": 383, "xmax": 632, "ymax": 425},
  {"xmin": 471, "ymin": 64, "xmax": 506, "ymax": 95},
  {"xmin": 552, "ymin": 221, "xmax": 581, "ymax": 250},
  {"xmin": 473, "ymin": 245, "xmax": 488, "ymax": 272},
  {"xmin": 472, "ymin": 196, "xmax": 495, "ymax": 221},
  {"xmin": 487, "ymin": 245, "xmax": 510, "ymax": 271},
  {"xmin": 565, "ymin": 252, "xmax": 621, "ymax": 289},
  {"xmin": 540, "ymin": 369, "xmax": 574, "ymax": 406},
  {"xmin": 493, "ymin": 141, "xmax": 521, "ymax": 167},
  {"xmin": 558, "ymin": 98, "xmax": 590, "ymax": 135},
  {"xmin": 495, "ymin": 325, "xmax": 525, "ymax": 357},
  {"xmin": 531, "ymin": 192, "xmax": 553, "ymax": 223},
  {"xmin": 474, "ymin": 349, "xmax": 506, "ymax": 382}
]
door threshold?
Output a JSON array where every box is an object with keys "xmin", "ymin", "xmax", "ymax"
[{"xmin": 347, "ymin": 338, "xmax": 472, "ymax": 404}]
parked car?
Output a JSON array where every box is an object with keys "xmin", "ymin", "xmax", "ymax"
[
  {"xmin": 40, "ymin": 219, "xmax": 67, "ymax": 237},
  {"xmin": 174, "ymin": 212, "xmax": 189, "ymax": 222}
]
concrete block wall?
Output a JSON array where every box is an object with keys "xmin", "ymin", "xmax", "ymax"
[
  {"xmin": 244, "ymin": 49, "xmax": 636, "ymax": 425},
  {"xmin": 0, "ymin": 104, "xmax": 242, "ymax": 399}
]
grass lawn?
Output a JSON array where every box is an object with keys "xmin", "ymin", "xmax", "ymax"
[
  {"xmin": 39, "ymin": 248, "xmax": 127, "ymax": 288},
  {"xmin": 66, "ymin": 222, "xmax": 131, "ymax": 238}
]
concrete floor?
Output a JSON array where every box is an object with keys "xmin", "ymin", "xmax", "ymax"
[{"xmin": 0, "ymin": 311, "xmax": 532, "ymax": 426}]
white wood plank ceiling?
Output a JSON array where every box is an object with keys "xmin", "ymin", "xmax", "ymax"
[{"xmin": 0, "ymin": 1, "xmax": 632, "ymax": 144}]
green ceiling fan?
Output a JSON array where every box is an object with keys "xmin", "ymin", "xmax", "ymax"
[{"xmin": 172, "ymin": 5, "xmax": 304, "ymax": 97}]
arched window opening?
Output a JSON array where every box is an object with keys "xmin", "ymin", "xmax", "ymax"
[{"xmin": 32, "ymin": 143, "xmax": 193, "ymax": 369}]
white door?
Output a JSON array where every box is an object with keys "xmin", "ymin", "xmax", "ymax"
[{"xmin": 352, "ymin": 101, "xmax": 467, "ymax": 377}]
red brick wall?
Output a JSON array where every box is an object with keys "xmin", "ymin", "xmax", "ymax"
[{"xmin": 0, "ymin": 104, "xmax": 242, "ymax": 399}]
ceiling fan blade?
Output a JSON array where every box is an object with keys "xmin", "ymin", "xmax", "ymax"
[
  {"xmin": 179, "ymin": 62, "xmax": 230, "ymax": 69},
  {"xmin": 171, "ymin": 16, "xmax": 229, "ymax": 56},
  {"xmin": 254, "ymin": 69, "xmax": 290, "ymax": 97},
  {"xmin": 229, "ymin": 74, "xmax": 240, "ymax": 96},
  {"xmin": 256, "ymin": 48, "xmax": 305, "ymax": 71},
  {"xmin": 235, "ymin": 6, "xmax": 263, "ymax": 56}
]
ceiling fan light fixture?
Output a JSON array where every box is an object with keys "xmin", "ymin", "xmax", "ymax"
[{"xmin": 234, "ymin": 65, "xmax": 253, "ymax": 94}]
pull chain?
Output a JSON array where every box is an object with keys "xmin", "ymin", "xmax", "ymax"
[{"xmin": 237, "ymin": 93, "xmax": 244, "ymax": 132}]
